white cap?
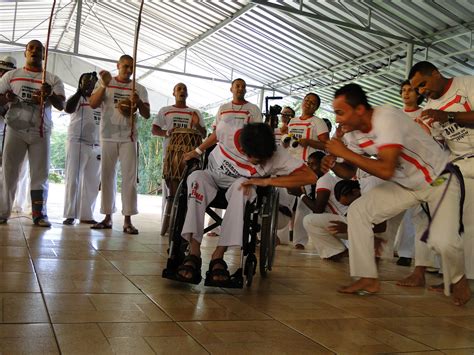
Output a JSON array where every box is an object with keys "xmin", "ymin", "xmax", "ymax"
[{"xmin": 0, "ymin": 55, "xmax": 17, "ymax": 71}]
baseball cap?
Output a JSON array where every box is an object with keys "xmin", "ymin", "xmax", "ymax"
[{"xmin": 0, "ymin": 55, "xmax": 17, "ymax": 71}]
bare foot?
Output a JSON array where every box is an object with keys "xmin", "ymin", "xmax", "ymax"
[
  {"xmin": 338, "ymin": 277, "xmax": 380, "ymax": 294},
  {"xmin": 452, "ymin": 275, "xmax": 471, "ymax": 306},
  {"xmin": 396, "ymin": 266, "xmax": 426, "ymax": 287}
]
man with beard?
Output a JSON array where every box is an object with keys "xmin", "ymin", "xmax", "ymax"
[
  {"xmin": 0, "ymin": 40, "xmax": 65, "ymax": 227},
  {"xmin": 323, "ymin": 83, "xmax": 470, "ymax": 306}
]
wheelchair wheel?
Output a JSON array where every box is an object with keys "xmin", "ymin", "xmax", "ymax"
[
  {"xmin": 166, "ymin": 179, "xmax": 189, "ymax": 270},
  {"xmin": 259, "ymin": 187, "xmax": 279, "ymax": 277},
  {"xmin": 245, "ymin": 253, "xmax": 257, "ymax": 287}
]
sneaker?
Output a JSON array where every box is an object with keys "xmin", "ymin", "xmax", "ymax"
[
  {"xmin": 63, "ymin": 218, "xmax": 75, "ymax": 225},
  {"xmin": 34, "ymin": 218, "xmax": 51, "ymax": 228}
]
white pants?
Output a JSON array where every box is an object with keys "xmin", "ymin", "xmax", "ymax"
[
  {"xmin": 347, "ymin": 178, "xmax": 464, "ymax": 296},
  {"xmin": 0, "ymin": 128, "xmax": 49, "ymax": 219},
  {"xmin": 12, "ymin": 157, "xmax": 31, "ymax": 213},
  {"xmin": 462, "ymin": 177, "xmax": 474, "ymax": 278},
  {"xmin": 181, "ymin": 169, "xmax": 256, "ymax": 247},
  {"xmin": 100, "ymin": 141, "xmax": 137, "ymax": 216},
  {"xmin": 63, "ymin": 141, "xmax": 101, "ymax": 220},
  {"xmin": 303, "ymin": 213, "xmax": 348, "ymax": 258},
  {"xmin": 394, "ymin": 208, "xmax": 416, "ymax": 258}
]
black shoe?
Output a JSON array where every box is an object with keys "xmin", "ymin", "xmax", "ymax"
[{"xmin": 396, "ymin": 257, "xmax": 412, "ymax": 267}]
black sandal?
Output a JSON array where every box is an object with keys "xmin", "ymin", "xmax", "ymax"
[
  {"xmin": 204, "ymin": 258, "xmax": 242, "ymax": 288},
  {"xmin": 176, "ymin": 255, "xmax": 202, "ymax": 285}
]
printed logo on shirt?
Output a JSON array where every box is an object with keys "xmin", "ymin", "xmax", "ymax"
[
  {"xmin": 93, "ymin": 110, "xmax": 101, "ymax": 126},
  {"xmin": 189, "ymin": 181, "xmax": 204, "ymax": 203},
  {"xmin": 221, "ymin": 160, "xmax": 241, "ymax": 177},
  {"xmin": 20, "ymin": 85, "xmax": 37, "ymax": 104},
  {"xmin": 441, "ymin": 122, "xmax": 469, "ymax": 142},
  {"xmin": 288, "ymin": 126, "xmax": 305, "ymax": 140},
  {"xmin": 172, "ymin": 116, "xmax": 191, "ymax": 128},
  {"xmin": 113, "ymin": 92, "xmax": 129, "ymax": 107}
]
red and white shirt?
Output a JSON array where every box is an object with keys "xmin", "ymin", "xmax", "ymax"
[
  {"xmin": 287, "ymin": 115, "xmax": 328, "ymax": 161},
  {"xmin": 402, "ymin": 107, "xmax": 423, "ymax": 120},
  {"xmin": 93, "ymin": 77, "xmax": 149, "ymax": 142},
  {"xmin": 0, "ymin": 67, "xmax": 65, "ymax": 135},
  {"xmin": 209, "ymin": 101, "xmax": 262, "ymax": 177},
  {"xmin": 68, "ymin": 97, "xmax": 101, "ymax": 145},
  {"xmin": 152, "ymin": 105, "xmax": 205, "ymax": 154},
  {"xmin": 344, "ymin": 105, "xmax": 448, "ymax": 190},
  {"xmin": 316, "ymin": 172, "xmax": 347, "ymax": 216},
  {"xmin": 423, "ymin": 76, "xmax": 474, "ymax": 159}
]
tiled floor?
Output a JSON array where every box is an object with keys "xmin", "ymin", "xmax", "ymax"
[{"xmin": 0, "ymin": 184, "xmax": 473, "ymax": 354}]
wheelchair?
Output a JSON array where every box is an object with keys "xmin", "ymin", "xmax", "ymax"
[{"xmin": 162, "ymin": 159, "xmax": 279, "ymax": 288}]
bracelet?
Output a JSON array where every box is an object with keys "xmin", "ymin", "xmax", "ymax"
[{"xmin": 195, "ymin": 147, "xmax": 203, "ymax": 155}]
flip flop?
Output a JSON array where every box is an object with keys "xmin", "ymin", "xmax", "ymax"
[
  {"xmin": 123, "ymin": 225, "xmax": 139, "ymax": 234},
  {"xmin": 91, "ymin": 221, "xmax": 112, "ymax": 230}
]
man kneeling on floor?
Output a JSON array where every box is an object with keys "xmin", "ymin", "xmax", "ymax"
[
  {"xmin": 323, "ymin": 83, "xmax": 470, "ymax": 306},
  {"xmin": 178, "ymin": 123, "xmax": 316, "ymax": 286}
]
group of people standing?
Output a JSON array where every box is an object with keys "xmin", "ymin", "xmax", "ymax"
[{"xmin": 0, "ymin": 39, "xmax": 472, "ymax": 306}]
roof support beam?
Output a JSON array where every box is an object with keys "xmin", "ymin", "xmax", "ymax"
[
  {"xmin": 0, "ymin": 39, "xmax": 265, "ymax": 90},
  {"xmin": 250, "ymin": 0, "xmax": 426, "ymax": 46},
  {"xmin": 73, "ymin": 0, "xmax": 82, "ymax": 54},
  {"xmin": 137, "ymin": 2, "xmax": 255, "ymax": 81}
]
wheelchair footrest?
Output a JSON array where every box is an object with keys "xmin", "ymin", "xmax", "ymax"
[{"xmin": 204, "ymin": 268, "xmax": 244, "ymax": 289}]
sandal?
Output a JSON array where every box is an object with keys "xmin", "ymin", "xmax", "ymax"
[
  {"xmin": 176, "ymin": 255, "xmax": 202, "ymax": 284},
  {"xmin": 204, "ymin": 258, "xmax": 235, "ymax": 288},
  {"xmin": 123, "ymin": 225, "xmax": 139, "ymax": 234},
  {"xmin": 90, "ymin": 221, "xmax": 112, "ymax": 230}
]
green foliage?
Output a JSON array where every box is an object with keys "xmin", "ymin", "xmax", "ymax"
[
  {"xmin": 49, "ymin": 130, "xmax": 67, "ymax": 171},
  {"xmin": 48, "ymin": 172, "xmax": 63, "ymax": 183},
  {"xmin": 137, "ymin": 116, "xmax": 163, "ymax": 195}
]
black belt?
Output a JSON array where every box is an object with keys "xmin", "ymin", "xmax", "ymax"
[{"xmin": 420, "ymin": 163, "xmax": 465, "ymax": 242}]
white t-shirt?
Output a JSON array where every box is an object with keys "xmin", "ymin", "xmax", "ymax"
[
  {"xmin": 422, "ymin": 76, "xmax": 474, "ymax": 159},
  {"xmin": 316, "ymin": 172, "xmax": 347, "ymax": 216},
  {"xmin": 344, "ymin": 105, "xmax": 448, "ymax": 190},
  {"xmin": 210, "ymin": 145, "xmax": 305, "ymax": 179},
  {"xmin": 93, "ymin": 77, "xmax": 149, "ymax": 142},
  {"xmin": 287, "ymin": 115, "xmax": 328, "ymax": 161},
  {"xmin": 0, "ymin": 67, "xmax": 65, "ymax": 135},
  {"xmin": 209, "ymin": 101, "xmax": 262, "ymax": 174},
  {"xmin": 152, "ymin": 105, "xmax": 205, "ymax": 154},
  {"xmin": 402, "ymin": 107, "xmax": 423, "ymax": 120},
  {"xmin": 68, "ymin": 97, "xmax": 101, "ymax": 145}
]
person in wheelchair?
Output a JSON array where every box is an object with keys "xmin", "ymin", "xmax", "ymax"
[{"xmin": 177, "ymin": 123, "xmax": 317, "ymax": 287}]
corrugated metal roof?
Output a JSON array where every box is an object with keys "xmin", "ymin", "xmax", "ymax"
[{"xmin": 1, "ymin": 0, "xmax": 473, "ymax": 112}]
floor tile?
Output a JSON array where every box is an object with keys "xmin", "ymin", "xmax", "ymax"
[{"xmin": 0, "ymin": 323, "xmax": 58, "ymax": 353}]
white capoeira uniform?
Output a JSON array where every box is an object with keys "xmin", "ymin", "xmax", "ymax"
[
  {"xmin": 302, "ymin": 173, "xmax": 384, "ymax": 259},
  {"xmin": 1, "ymin": 98, "xmax": 31, "ymax": 214},
  {"xmin": 343, "ymin": 105, "xmax": 464, "ymax": 296},
  {"xmin": 63, "ymin": 97, "xmax": 101, "ymax": 220},
  {"xmin": 278, "ymin": 115, "xmax": 329, "ymax": 242},
  {"xmin": 0, "ymin": 67, "xmax": 64, "ymax": 221},
  {"xmin": 152, "ymin": 105, "xmax": 205, "ymax": 219},
  {"xmin": 182, "ymin": 100, "xmax": 269, "ymax": 246},
  {"xmin": 182, "ymin": 146, "xmax": 305, "ymax": 247},
  {"xmin": 287, "ymin": 115, "xmax": 329, "ymax": 161},
  {"xmin": 421, "ymin": 76, "xmax": 474, "ymax": 278},
  {"xmin": 393, "ymin": 108, "xmax": 424, "ymax": 259},
  {"xmin": 281, "ymin": 172, "xmax": 347, "ymax": 248},
  {"xmin": 93, "ymin": 77, "xmax": 149, "ymax": 216}
]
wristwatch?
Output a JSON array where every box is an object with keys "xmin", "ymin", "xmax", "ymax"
[{"xmin": 447, "ymin": 112, "xmax": 456, "ymax": 124}]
